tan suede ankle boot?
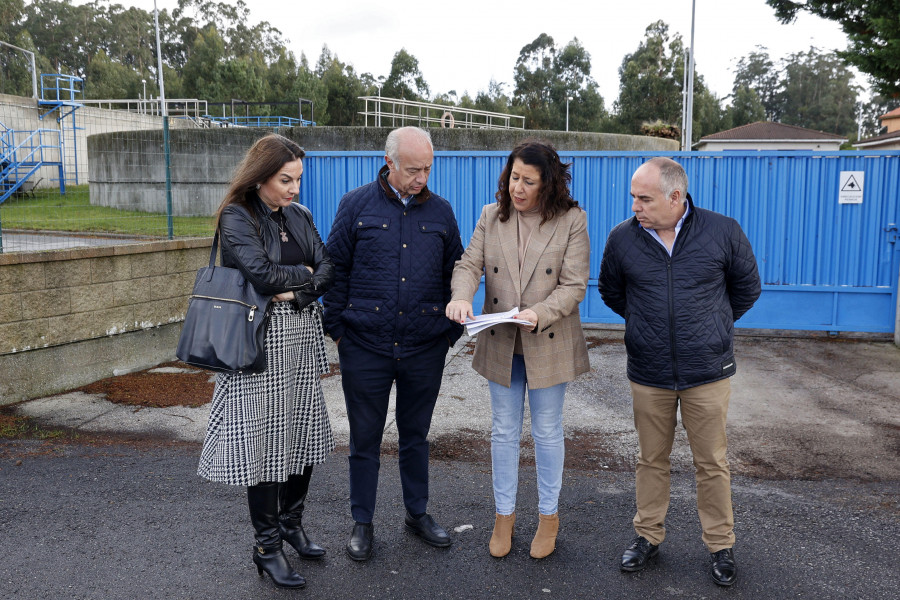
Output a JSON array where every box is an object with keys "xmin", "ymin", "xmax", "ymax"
[
  {"xmin": 489, "ymin": 512, "xmax": 515, "ymax": 557},
  {"xmin": 530, "ymin": 513, "xmax": 559, "ymax": 559}
]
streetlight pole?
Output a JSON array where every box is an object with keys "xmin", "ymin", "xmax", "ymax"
[
  {"xmin": 0, "ymin": 41, "xmax": 37, "ymax": 99},
  {"xmin": 682, "ymin": 0, "xmax": 696, "ymax": 151},
  {"xmin": 566, "ymin": 96, "xmax": 573, "ymax": 132},
  {"xmin": 141, "ymin": 79, "xmax": 146, "ymax": 114},
  {"xmin": 153, "ymin": 0, "xmax": 173, "ymax": 239}
]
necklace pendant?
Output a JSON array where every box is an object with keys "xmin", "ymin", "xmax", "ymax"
[{"xmin": 280, "ymin": 231, "xmax": 289, "ymax": 242}]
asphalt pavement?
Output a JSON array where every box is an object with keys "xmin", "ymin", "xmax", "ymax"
[{"xmin": 1, "ymin": 331, "xmax": 898, "ymax": 599}]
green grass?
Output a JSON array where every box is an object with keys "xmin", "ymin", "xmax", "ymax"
[
  {"xmin": 0, "ymin": 185, "xmax": 215, "ymax": 237},
  {"xmin": 0, "ymin": 412, "xmax": 68, "ymax": 440}
]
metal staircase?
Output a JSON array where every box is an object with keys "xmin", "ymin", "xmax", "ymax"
[
  {"xmin": 0, "ymin": 74, "xmax": 81, "ymax": 204},
  {"xmin": 0, "ymin": 121, "xmax": 62, "ymax": 203}
]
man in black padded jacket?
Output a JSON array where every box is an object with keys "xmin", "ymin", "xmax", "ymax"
[{"xmin": 598, "ymin": 157, "xmax": 760, "ymax": 587}]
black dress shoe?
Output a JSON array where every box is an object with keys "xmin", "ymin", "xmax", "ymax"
[
  {"xmin": 710, "ymin": 548, "xmax": 737, "ymax": 586},
  {"xmin": 620, "ymin": 535, "xmax": 659, "ymax": 572},
  {"xmin": 404, "ymin": 512, "xmax": 452, "ymax": 548},
  {"xmin": 346, "ymin": 522, "xmax": 374, "ymax": 561}
]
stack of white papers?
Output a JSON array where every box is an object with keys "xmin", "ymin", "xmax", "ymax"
[{"xmin": 463, "ymin": 307, "xmax": 533, "ymax": 336}]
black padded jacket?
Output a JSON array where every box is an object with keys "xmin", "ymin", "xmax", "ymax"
[
  {"xmin": 218, "ymin": 195, "xmax": 334, "ymax": 311},
  {"xmin": 597, "ymin": 195, "xmax": 761, "ymax": 390}
]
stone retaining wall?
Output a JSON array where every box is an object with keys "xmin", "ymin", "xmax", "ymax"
[{"xmin": 0, "ymin": 238, "xmax": 210, "ymax": 403}]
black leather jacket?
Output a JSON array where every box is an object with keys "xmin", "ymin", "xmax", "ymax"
[{"xmin": 219, "ymin": 195, "xmax": 335, "ymax": 310}]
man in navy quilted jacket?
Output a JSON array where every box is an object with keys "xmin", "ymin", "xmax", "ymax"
[
  {"xmin": 598, "ymin": 157, "xmax": 760, "ymax": 587},
  {"xmin": 324, "ymin": 127, "xmax": 464, "ymax": 561}
]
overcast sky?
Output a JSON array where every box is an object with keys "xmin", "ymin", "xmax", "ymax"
[{"xmin": 131, "ymin": 0, "xmax": 863, "ymax": 105}]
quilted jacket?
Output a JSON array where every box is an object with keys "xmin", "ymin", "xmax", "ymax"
[
  {"xmin": 323, "ymin": 166, "xmax": 464, "ymax": 358},
  {"xmin": 597, "ymin": 195, "xmax": 761, "ymax": 390},
  {"xmin": 219, "ymin": 195, "xmax": 334, "ymax": 310}
]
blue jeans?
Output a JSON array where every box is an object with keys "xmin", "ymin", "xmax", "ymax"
[{"xmin": 488, "ymin": 354, "xmax": 567, "ymax": 516}]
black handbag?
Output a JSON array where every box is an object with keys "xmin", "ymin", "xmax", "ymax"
[{"xmin": 176, "ymin": 231, "xmax": 273, "ymax": 373}]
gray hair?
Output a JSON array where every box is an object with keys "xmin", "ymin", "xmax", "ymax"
[
  {"xmin": 646, "ymin": 157, "xmax": 688, "ymax": 203},
  {"xmin": 385, "ymin": 126, "xmax": 433, "ymax": 166}
]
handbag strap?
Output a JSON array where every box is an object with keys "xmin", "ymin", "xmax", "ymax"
[
  {"xmin": 208, "ymin": 230, "xmax": 220, "ymax": 268},
  {"xmin": 210, "ymin": 207, "xmax": 262, "ymax": 269}
]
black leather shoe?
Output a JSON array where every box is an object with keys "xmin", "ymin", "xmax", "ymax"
[
  {"xmin": 620, "ymin": 535, "xmax": 659, "ymax": 572},
  {"xmin": 346, "ymin": 522, "xmax": 374, "ymax": 561},
  {"xmin": 710, "ymin": 548, "xmax": 737, "ymax": 586},
  {"xmin": 404, "ymin": 512, "xmax": 452, "ymax": 548}
]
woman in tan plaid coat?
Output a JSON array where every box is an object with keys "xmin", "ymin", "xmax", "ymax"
[{"xmin": 447, "ymin": 140, "xmax": 590, "ymax": 559}]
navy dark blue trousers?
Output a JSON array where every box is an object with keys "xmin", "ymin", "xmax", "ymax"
[{"xmin": 338, "ymin": 334, "xmax": 449, "ymax": 523}]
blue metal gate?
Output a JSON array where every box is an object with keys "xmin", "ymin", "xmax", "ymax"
[{"xmin": 300, "ymin": 150, "xmax": 900, "ymax": 334}]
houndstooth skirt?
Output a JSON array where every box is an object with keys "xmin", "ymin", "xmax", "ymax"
[{"xmin": 197, "ymin": 301, "xmax": 335, "ymax": 486}]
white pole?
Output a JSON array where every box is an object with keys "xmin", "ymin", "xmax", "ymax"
[
  {"xmin": 376, "ymin": 83, "xmax": 383, "ymax": 127},
  {"xmin": 29, "ymin": 51, "xmax": 37, "ymax": 99},
  {"xmin": 566, "ymin": 96, "xmax": 572, "ymax": 131},
  {"xmin": 683, "ymin": 0, "xmax": 696, "ymax": 151},
  {"xmin": 154, "ymin": 1, "xmax": 167, "ymax": 117},
  {"xmin": 857, "ymin": 105, "xmax": 863, "ymax": 141}
]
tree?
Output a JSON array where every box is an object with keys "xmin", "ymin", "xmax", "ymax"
[
  {"xmin": 779, "ymin": 48, "xmax": 860, "ymax": 135},
  {"xmin": 512, "ymin": 33, "xmax": 556, "ymax": 127},
  {"xmin": 474, "ymin": 80, "xmax": 513, "ymax": 114},
  {"xmin": 104, "ymin": 5, "xmax": 157, "ymax": 78},
  {"xmin": 613, "ymin": 21, "xmax": 723, "ymax": 141},
  {"xmin": 21, "ymin": 0, "xmax": 102, "ymax": 76},
  {"xmin": 732, "ymin": 48, "xmax": 781, "ymax": 120},
  {"xmin": 614, "ymin": 21, "xmax": 684, "ymax": 134},
  {"xmin": 730, "ymin": 46, "xmax": 862, "ymax": 136},
  {"xmin": 766, "ymin": 0, "xmax": 900, "ymax": 98},
  {"xmin": 726, "ymin": 86, "xmax": 767, "ymax": 128},
  {"xmin": 382, "ymin": 48, "xmax": 429, "ymax": 101},
  {"xmin": 315, "ymin": 45, "xmax": 366, "ymax": 126},
  {"xmin": 512, "ymin": 34, "xmax": 606, "ymax": 130},
  {"xmin": 83, "ymin": 50, "xmax": 142, "ymax": 99}
]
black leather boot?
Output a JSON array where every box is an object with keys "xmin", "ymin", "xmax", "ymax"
[
  {"xmin": 248, "ymin": 482, "xmax": 306, "ymax": 589},
  {"xmin": 279, "ymin": 468, "xmax": 326, "ymax": 560}
]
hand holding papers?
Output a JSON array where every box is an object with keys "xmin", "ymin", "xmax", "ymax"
[{"xmin": 463, "ymin": 307, "xmax": 533, "ymax": 336}]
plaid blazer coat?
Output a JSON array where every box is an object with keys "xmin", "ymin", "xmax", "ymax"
[{"xmin": 451, "ymin": 202, "xmax": 590, "ymax": 389}]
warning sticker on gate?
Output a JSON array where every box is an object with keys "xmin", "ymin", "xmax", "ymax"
[{"xmin": 838, "ymin": 171, "xmax": 864, "ymax": 204}]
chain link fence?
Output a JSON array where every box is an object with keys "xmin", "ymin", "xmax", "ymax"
[{"xmin": 0, "ymin": 94, "xmax": 261, "ymax": 253}]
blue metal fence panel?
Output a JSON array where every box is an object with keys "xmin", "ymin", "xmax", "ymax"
[{"xmin": 300, "ymin": 150, "xmax": 900, "ymax": 334}]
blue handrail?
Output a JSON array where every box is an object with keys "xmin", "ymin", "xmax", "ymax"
[
  {"xmin": 40, "ymin": 73, "xmax": 83, "ymax": 103},
  {"xmin": 203, "ymin": 115, "xmax": 316, "ymax": 127}
]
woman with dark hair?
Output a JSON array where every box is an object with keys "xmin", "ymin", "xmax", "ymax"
[
  {"xmin": 197, "ymin": 133, "xmax": 335, "ymax": 589},
  {"xmin": 447, "ymin": 140, "xmax": 590, "ymax": 559}
]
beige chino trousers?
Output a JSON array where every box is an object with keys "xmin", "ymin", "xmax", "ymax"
[{"xmin": 629, "ymin": 378, "xmax": 734, "ymax": 552}]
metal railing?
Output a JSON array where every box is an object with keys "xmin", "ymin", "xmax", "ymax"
[
  {"xmin": 80, "ymin": 98, "xmax": 209, "ymax": 120},
  {"xmin": 359, "ymin": 96, "xmax": 525, "ymax": 130},
  {"xmin": 40, "ymin": 74, "xmax": 83, "ymax": 103}
]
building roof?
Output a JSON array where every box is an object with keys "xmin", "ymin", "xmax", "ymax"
[
  {"xmin": 853, "ymin": 129, "xmax": 900, "ymax": 148},
  {"xmin": 880, "ymin": 107, "xmax": 900, "ymax": 120},
  {"xmin": 698, "ymin": 121, "xmax": 847, "ymax": 142}
]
